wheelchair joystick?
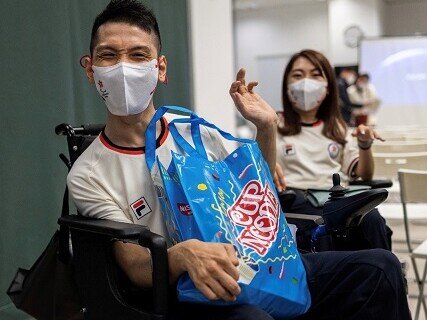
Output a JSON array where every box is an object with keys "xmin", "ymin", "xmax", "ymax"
[{"xmin": 328, "ymin": 173, "xmax": 348, "ymax": 200}]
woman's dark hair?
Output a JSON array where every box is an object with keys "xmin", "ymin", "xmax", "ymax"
[
  {"xmin": 90, "ymin": 0, "xmax": 162, "ymax": 55},
  {"xmin": 279, "ymin": 49, "xmax": 347, "ymax": 145}
]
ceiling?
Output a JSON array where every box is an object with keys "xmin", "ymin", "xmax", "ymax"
[
  {"xmin": 234, "ymin": 0, "xmax": 326, "ymax": 11},
  {"xmin": 234, "ymin": 0, "xmax": 427, "ymax": 11},
  {"xmin": 383, "ymin": 0, "xmax": 427, "ymax": 3}
]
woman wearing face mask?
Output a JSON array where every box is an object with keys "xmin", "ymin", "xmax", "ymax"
[{"xmin": 274, "ymin": 49, "xmax": 392, "ymax": 251}]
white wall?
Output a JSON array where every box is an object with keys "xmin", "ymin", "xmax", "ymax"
[
  {"xmin": 328, "ymin": 0, "xmax": 384, "ymax": 65},
  {"xmin": 187, "ymin": 0, "xmax": 236, "ymax": 134},
  {"xmin": 383, "ymin": 1, "xmax": 427, "ymax": 36},
  {"xmin": 233, "ymin": 0, "xmax": 427, "ymax": 127},
  {"xmin": 235, "ymin": 2, "xmax": 330, "ymax": 86}
]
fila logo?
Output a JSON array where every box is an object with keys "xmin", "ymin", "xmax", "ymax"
[
  {"xmin": 130, "ymin": 197, "xmax": 152, "ymax": 220},
  {"xmin": 283, "ymin": 143, "xmax": 296, "ymax": 156},
  {"xmin": 177, "ymin": 203, "xmax": 192, "ymax": 216}
]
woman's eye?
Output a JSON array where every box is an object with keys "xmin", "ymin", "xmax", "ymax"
[{"xmin": 312, "ymin": 71, "xmax": 324, "ymax": 79}]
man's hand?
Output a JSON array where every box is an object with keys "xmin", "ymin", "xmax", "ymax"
[
  {"xmin": 171, "ymin": 240, "xmax": 241, "ymax": 301},
  {"xmin": 273, "ymin": 163, "xmax": 286, "ymax": 192},
  {"xmin": 229, "ymin": 68, "xmax": 278, "ymax": 128}
]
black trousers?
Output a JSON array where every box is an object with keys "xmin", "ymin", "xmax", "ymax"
[
  {"xmin": 169, "ymin": 249, "xmax": 411, "ymax": 320},
  {"xmin": 289, "ymin": 189, "xmax": 392, "ymax": 251}
]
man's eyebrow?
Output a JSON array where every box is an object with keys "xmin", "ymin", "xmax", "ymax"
[
  {"xmin": 95, "ymin": 45, "xmax": 117, "ymax": 52},
  {"xmin": 127, "ymin": 46, "xmax": 152, "ymax": 52},
  {"xmin": 95, "ymin": 45, "xmax": 153, "ymax": 52}
]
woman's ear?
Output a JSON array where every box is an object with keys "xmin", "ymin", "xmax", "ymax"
[
  {"xmin": 82, "ymin": 55, "xmax": 95, "ymax": 84},
  {"xmin": 158, "ymin": 55, "xmax": 168, "ymax": 84}
]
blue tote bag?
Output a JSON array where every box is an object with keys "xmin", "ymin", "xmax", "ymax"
[{"xmin": 146, "ymin": 106, "xmax": 311, "ymax": 319}]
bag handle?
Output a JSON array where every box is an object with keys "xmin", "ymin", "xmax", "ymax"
[
  {"xmin": 168, "ymin": 117, "xmax": 254, "ymax": 160},
  {"xmin": 190, "ymin": 121, "xmax": 208, "ymax": 159},
  {"xmin": 145, "ymin": 106, "xmax": 197, "ymax": 170}
]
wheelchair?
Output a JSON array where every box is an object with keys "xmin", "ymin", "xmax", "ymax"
[
  {"xmin": 281, "ymin": 174, "xmax": 391, "ymax": 253},
  {"xmin": 54, "ymin": 123, "xmax": 390, "ymax": 319}
]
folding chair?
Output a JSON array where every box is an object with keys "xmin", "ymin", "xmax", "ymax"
[
  {"xmin": 374, "ymin": 151, "xmax": 427, "ymax": 179},
  {"xmin": 399, "ymin": 168, "xmax": 427, "ymax": 320}
]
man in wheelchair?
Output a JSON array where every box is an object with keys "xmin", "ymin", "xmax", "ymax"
[{"xmin": 66, "ymin": 1, "xmax": 411, "ymax": 319}]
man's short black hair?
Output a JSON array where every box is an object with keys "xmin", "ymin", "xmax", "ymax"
[
  {"xmin": 358, "ymin": 73, "xmax": 370, "ymax": 81},
  {"xmin": 90, "ymin": 0, "xmax": 162, "ymax": 55}
]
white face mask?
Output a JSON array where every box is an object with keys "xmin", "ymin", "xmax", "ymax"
[
  {"xmin": 287, "ymin": 78, "xmax": 327, "ymax": 112},
  {"xmin": 92, "ymin": 59, "xmax": 159, "ymax": 116}
]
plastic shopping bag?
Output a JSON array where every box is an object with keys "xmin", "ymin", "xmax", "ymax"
[{"xmin": 146, "ymin": 106, "xmax": 311, "ymax": 319}]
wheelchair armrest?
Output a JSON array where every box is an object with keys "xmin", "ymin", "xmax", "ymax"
[
  {"xmin": 285, "ymin": 212, "xmax": 324, "ymax": 229},
  {"xmin": 349, "ymin": 179, "xmax": 393, "ymax": 188},
  {"xmin": 58, "ymin": 215, "xmax": 169, "ymax": 316},
  {"xmin": 58, "ymin": 215, "xmax": 147, "ymax": 240}
]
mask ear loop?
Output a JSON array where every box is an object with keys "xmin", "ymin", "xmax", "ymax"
[{"xmin": 79, "ymin": 55, "xmax": 91, "ymax": 68}]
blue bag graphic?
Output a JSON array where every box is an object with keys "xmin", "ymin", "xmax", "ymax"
[{"xmin": 146, "ymin": 106, "xmax": 311, "ymax": 319}]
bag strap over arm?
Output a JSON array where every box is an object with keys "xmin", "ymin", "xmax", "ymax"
[{"xmin": 145, "ymin": 106, "xmax": 197, "ymax": 170}]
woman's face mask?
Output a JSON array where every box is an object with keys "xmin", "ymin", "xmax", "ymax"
[
  {"xmin": 287, "ymin": 78, "xmax": 328, "ymax": 112},
  {"xmin": 92, "ymin": 59, "xmax": 159, "ymax": 116}
]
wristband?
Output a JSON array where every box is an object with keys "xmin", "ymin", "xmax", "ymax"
[{"xmin": 358, "ymin": 139, "xmax": 373, "ymax": 150}]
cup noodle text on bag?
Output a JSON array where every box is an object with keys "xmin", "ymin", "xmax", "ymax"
[{"xmin": 227, "ymin": 180, "xmax": 279, "ymax": 256}]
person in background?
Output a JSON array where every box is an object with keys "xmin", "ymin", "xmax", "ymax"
[
  {"xmin": 348, "ymin": 73, "xmax": 381, "ymax": 126},
  {"xmin": 336, "ymin": 67, "xmax": 362, "ymax": 125},
  {"xmin": 274, "ymin": 49, "xmax": 392, "ymax": 251}
]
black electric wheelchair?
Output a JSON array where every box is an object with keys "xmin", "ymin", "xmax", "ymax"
[
  {"xmin": 52, "ymin": 123, "xmax": 391, "ymax": 320},
  {"xmin": 281, "ymin": 174, "xmax": 391, "ymax": 253}
]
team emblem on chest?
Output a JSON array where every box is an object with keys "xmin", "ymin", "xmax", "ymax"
[
  {"xmin": 328, "ymin": 142, "xmax": 340, "ymax": 159},
  {"xmin": 130, "ymin": 197, "xmax": 152, "ymax": 220},
  {"xmin": 282, "ymin": 143, "xmax": 296, "ymax": 156}
]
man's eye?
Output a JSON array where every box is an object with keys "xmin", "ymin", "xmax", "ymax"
[
  {"xmin": 132, "ymin": 53, "xmax": 148, "ymax": 59},
  {"xmin": 99, "ymin": 53, "xmax": 115, "ymax": 58}
]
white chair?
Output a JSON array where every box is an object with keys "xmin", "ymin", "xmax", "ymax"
[
  {"xmin": 399, "ymin": 169, "xmax": 427, "ymax": 320},
  {"xmin": 373, "ymin": 140, "xmax": 427, "ymax": 153},
  {"xmin": 374, "ymin": 152, "xmax": 427, "ymax": 179}
]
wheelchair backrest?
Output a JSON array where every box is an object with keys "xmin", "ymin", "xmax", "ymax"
[{"xmin": 56, "ymin": 123, "xmax": 104, "ymax": 168}]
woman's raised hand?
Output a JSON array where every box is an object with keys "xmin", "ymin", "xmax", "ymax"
[
  {"xmin": 351, "ymin": 124, "xmax": 385, "ymax": 143},
  {"xmin": 229, "ymin": 68, "xmax": 278, "ymax": 128}
]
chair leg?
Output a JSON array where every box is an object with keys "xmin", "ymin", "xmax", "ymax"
[
  {"xmin": 413, "ymin": 257, "xmax": 427, "ymax": 320},
  {"xmin": 411, "ymin": 256, "xmax": 427, "ymax": 317}
]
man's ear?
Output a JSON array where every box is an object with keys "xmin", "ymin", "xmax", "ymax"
[
  {"xmin": 83, "ymin": 56, "xmax": 95, "ymax": 84},
  {"xmin": 158, "ymin": 55, "xmax": 167, "ymax": 84}
]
